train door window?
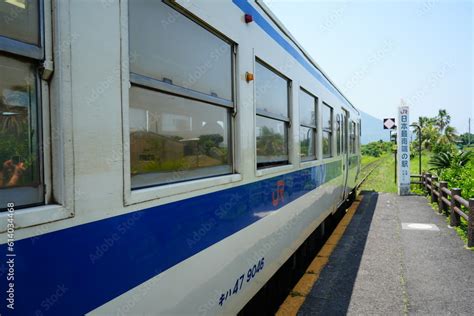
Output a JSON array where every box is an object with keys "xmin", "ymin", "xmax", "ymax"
[
  {"xmin": 255, "ymin": 59, "xmax": 290, "ymax": 168},
  {"xmin": 358, "ymin": 120, "xmax": 362, "ymax": 153},
  {"xmin": 350, "ymin": 121, "xmax": 356, "ymax": 154},
  {"xmin": 322, "ymin": 103, "xmax": 333, "ymax": 158},
  {"xmin": 128, "ymin": 0, "xmax": 234, "ymax": 189},
  {"xmin": 299, "ymin": 88, "xmax": 317, "ymax": 161},
  {"xmin": 336, "ymin": 114, "xmax": 342, "ymax": 156},
  {"xmin": 0, "ymin": 0, "xmax": 44, "ymax": 210}
]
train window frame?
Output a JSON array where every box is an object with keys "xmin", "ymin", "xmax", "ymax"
[
  {"xmin": 122, "ymin": 0, "xmax": 242, "ymax": 205},
  {"xmin": 322, "ymin": 102, "xmax": 333, "ymax": 159},
  {"xmin": 298, "ymin": 87, "xmax": 317, "ymax": 162},
  {"xmin": 0, "ymin": 0, "xmax": 75, "ymax": 232},
  {"xmin": 254, "ymin": 58, "xmax": 291, "ymax": 171}
]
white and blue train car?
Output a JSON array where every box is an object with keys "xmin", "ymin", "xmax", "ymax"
[{"xmin": 0, "ymin": 0, "xmax": 361, "ymax": 314}]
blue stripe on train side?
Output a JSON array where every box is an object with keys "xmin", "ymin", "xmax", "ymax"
[
  {"xmin": 0, "ymin": 161, "xmax": 341, "ymax": 315},
  {"xmin": 232, "ymin": 0, "xmax": 353, "ymax": 110}
]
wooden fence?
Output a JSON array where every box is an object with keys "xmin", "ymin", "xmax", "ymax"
[{"xmin": 411, "ymin": 173, "xmax": 474, "ymax": 247}]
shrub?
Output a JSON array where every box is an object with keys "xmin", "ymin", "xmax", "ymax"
[{"xmin": 429, "ymin": 150, "xmax": 472, "ymax": 174}]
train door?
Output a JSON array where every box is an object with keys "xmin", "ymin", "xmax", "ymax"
[{"xmin": 341, "ymin": 110, "xmax": 350, "ymax": 200}]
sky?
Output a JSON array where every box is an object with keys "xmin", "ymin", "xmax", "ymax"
[{"xmin": 264, "ymin": 0, "xmax": 473, "ymax": 134}]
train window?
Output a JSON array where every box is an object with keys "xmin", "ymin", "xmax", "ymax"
[
  {"xmin": 299, "ymin": 89, "xmax": 317, "ymax": 161},
  {"xmin": 350, "ymin": 121, "xmax": 356, "ymax": 154},
  {"xmin": 336, "ymin": 114, "xmax": 342, "ymax": 156},
  {"xmin": 128, "ymin": 1, "xmax": 234, "ymax": 188},
  {"xmin": 255, "ymin": 60, "xmax": 290, "ymax": 168},
  {"xmin": 129, "ymin": 0, "xmax": 232, "ymax": 101},
  {"xmin": 255, "ymin": 62, "xmax": 288, "ymax": 118},
  {"xmin": 322, "ymin": 103, "xmax": 333, "ymax": 158},
  {"xmin": 256, "ymin": 116, "xmax": 288, "ymax": 166},
  {"xmin": 0, "ymin": 0, "xmax": 43, "ymax": 211},
  {"xmin": 358, "ymin": 120, "xmax": 362, "ymax": 152},
  {"xmin": 129, "ymin": 87, "xmax": 232, "ymax": 188},
  {"xmin": 0, "ymin": 0, "xmax": 40, "ymax": 45}
]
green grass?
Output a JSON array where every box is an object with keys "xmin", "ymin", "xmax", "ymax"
[
  {"xmin": 361, "ymin": 151, "xmax": 432, "ymax": 193},
  {"xmin": 361, "ymin": 155, "xmax": 380, "ymax": 167},
  {"xmin": 361, "ymin": 154, "xmax": 398, "ymax": 193},
  {"xmin": 410, "ymin": 151, "xmax": 432, "ymax": 175}
]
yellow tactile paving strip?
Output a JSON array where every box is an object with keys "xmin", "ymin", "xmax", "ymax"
[{"xmin": 276, "ymin": 195, "xmax": 364, "ymax": 316}]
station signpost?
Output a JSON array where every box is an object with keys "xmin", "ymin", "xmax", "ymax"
[{"xmin": 397, "ymin": 105, "xmax": 410, "ymax": 195}]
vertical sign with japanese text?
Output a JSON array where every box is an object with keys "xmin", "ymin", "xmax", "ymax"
[{"xmin": 397, "ymin": 105, "xmax": 410, "ymax": 195}]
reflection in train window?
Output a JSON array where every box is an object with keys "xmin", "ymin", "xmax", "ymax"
[
  {"xmin": 255, "ymin": 61, "xmax": 288, "ymax": 118},
  {"xmin": 336, "ymin": 114, "xmax": 342, "ymax": 156},
  {"xmin": 255, "ymin": 60, "xmax": 290, "ymax": 169},
  {"xmin": 0, "ymin": 0, "xmax": 40, "ymax": 45},
  {"xmin": 129, "ymin": 87, "xmax": 232, "ymax": 188},
  {"xmin": 128, "ymin": 1, "xmax": 234, "ymax": 188},
  {"xmin": 256, "ymin": 116, "xmax": 288, "ymax": 166},
  {"xmin": 350, "ymin": 121, "xmax": 356, "ymax": 154},
  {"xmin": 299, "ymin": 89, "xmax": 317, "ymax": 161},
  {"xmin": 129, "ymin": 0, "xmax": 232, "ymax": 100},
  {"xmin": 0, "ymin": 56, "xmax": 42, "ymax": 209},
  {"xmin": 322, "ymin": 103, "xmax": 333, "ymax": 158},
  {"xmin": 0, "ymin": 0, "xmax": 43, "ymax": 211}
]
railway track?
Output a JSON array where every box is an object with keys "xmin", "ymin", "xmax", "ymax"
[{"xmin": 355, "ymin": 157, "xmax": 386, "ymax": 191}]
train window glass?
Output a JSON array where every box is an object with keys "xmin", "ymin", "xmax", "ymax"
[
  {"xmin": 255, "ymin": 60, "xmax": 290, "ymax": 168},
  {"xmin": 0, "ymin": 0, "xmax": 40, "ymax": 45},
  {"xmin": 299, "ymin": 89, "xmax": 317, "ymax": 161},
  {"xmin": 344, "ymin": 114, "xmax": 349, "ymax": 153},
  {"xmin": 129, "ymin": 0, "xmax": 232, "ymax": 100},
  {"xmin": 255, "ymin": 61, "xmax": 288, "ymax": 118},
  {"xmin": 356, "ymin": 122, "xmax": 360, "ymax": 153},
  {"xmin": 129, "ymin": 86, "xmax": 232, "ymax": 189},
  {"xmin": 322, "ymin": 131, "xmax": 332, "ymax": 158},
  {"xmin": 322, "ymin": 103, "xmax": 333, "ymax": 131},
  {"xmin": 322, "ymin": 103, "xmax": 333, "ymax": 158},
  {"xmin": 299, "ymin": 127, "xmax": 315, "ymax": 161},
  {"xmin": 128, "ymin": 1, "xmax": 235, "ymax": 188},
  {"xmin": 350, "ymin": 121, "xmax": 356, "ymax": 154},
  {"xmin": 336, "ymin": 114, "xmax": 342, "ymax": 156},
  {"xmin": 0, "ymin": 0, "xmax": 43, "ymax": 211},
  {"xmin": 256, "ymin": 116, "xmax": 288, "ymax": 166},
  {"xmin": 355, "ymin": 122, "xmax": 358, "ymax": 153}
]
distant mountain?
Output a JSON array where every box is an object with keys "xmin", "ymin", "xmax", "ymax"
[{"xmin": 360, "ymin": 111, "xmax": 390, "ymax": 144}]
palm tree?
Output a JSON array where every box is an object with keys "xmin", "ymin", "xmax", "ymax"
[
  {"xmin": 421, "ymin": 123, "xmax": 439, "ymax": 151},
  {"xmin": 435, "ymin": 109, "xmax": 451, "ymax": 133},
  {"xmin": 418, "ymin": 116, "xmax": 430, "ymax": 128},
  {"xmin": 438, "ymin": 126, "xmax": 458, "ymax": 145}
]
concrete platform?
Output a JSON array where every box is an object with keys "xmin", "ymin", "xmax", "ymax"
[{"xmin": 298, "ymin": 191, "xmax": 474, "ymax": 315}]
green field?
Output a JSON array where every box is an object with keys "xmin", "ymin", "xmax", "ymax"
[{"xmin": 360, "ymin": 151, "xmax": 432, "ymax": 193}]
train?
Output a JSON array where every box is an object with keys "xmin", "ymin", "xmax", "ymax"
[{"xmin": 0, "ymin": 0, "xmax": 361, "ymax": 315}]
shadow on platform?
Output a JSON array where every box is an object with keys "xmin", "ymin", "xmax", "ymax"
[{"xmin": 298, "ymin": 190, "xmax": 379, "ymax": 315}]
